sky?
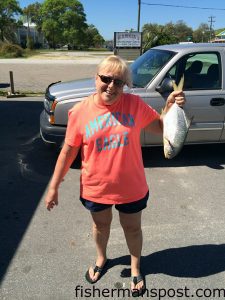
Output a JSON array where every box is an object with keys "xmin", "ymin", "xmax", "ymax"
[{"xmin": 18, "ymin": 0, "xmax": 225, "ymax": 40}]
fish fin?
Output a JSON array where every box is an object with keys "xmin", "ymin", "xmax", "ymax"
[
  {"xmin": 172, "ymin": 80, "xmax": 178, "ymax": 91},
  {"xmin": 168, "ymin": 140, "xmax": 174, "ymax": 150},
  {"xmin": 178, "ymin": 74, "xmax": 184, "ymax": 90},
  {"xmin": 186, "ymin": 115, "xmax": 194, "ymax": 128},
  {"xmin": 164, "ymin": 137, "xmax": 174, "ymax": 149},
  {"xmin": 172, "ymin": 74, "xmax": 184, "ymax": 91},
  {"xmin": 164, "ymin": 138, "xmax": 175, "ymax": 159}
]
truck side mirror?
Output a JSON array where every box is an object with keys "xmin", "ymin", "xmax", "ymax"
[{"xmin": 155, "ymin": 78, "xmax": 174, "ymax": 94}]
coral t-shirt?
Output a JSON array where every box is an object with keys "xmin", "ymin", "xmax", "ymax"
[{"xmin": 65, "ymin": 93, "xmax": 159, "ymax": 204}]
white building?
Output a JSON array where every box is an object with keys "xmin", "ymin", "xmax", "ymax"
[
  {"xmin": 212, "ymin": 29, "xmax": 225, "ymax": 43},
  {"xmin": 17, "ymin": 22, "xmax": 47, "ymax": 48}
]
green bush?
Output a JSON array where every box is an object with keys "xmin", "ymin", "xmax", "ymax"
[{"xmin": 0, "ymin": 43, "xmax": 24, "ymax": 58}]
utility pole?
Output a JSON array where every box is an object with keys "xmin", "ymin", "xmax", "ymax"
[
  {"xmin": 208, "ymin": 16, "xmax": 215, "ymax": 42},
  {"xmin": 137, "ymin": 0, "xmax": 141, "ymax": 32}
]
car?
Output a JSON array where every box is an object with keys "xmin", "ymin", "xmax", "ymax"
[{"xmin": 40, "ymin": 43, "xmax": 225, "ymax": 148}]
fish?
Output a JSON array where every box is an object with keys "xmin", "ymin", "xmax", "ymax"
[{"xmin": 163, "ymin": 76, "xmax": 192, "ymax": 159}]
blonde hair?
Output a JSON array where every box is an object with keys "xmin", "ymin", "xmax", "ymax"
[{"xmin": 97, "ymin": 55, "xmax": 132, "ymax": 88}]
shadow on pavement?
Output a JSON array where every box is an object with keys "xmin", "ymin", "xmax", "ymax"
[
  {"xmin": 0, "ymin": 100, "xmax": 58, "ymax": 283},
  {"xmin": 142, "ymin": 143, "xmax": 225, "ymax": 170},
  {"xmin": 110, "ymin": 244, "xmax": 225, "ymax": 278},
  {"xmin": 142, "ymin": 244, "xmax": 225, "ymax": 278}
]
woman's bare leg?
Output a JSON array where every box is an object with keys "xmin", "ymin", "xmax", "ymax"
[
  {"xmin": 87, "ymin": 207, "xmax": 112, "ymax": 281},
  {"xmin": 119, "ymin": 211, "xmax": 144, "ymax": 291}
]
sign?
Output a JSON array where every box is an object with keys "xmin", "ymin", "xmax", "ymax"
[{"xmin": 115, "ymin": 32, "xmax": 142, "ymax": 48}]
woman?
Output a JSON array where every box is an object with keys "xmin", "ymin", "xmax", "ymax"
[{"xmin": 45, "ymin": 55, "xmax": 185, "ymax": 296}]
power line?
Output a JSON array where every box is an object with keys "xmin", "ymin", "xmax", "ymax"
[{"xmin": 141, "ymin": 2, "xmax": 225, "ymax": 11}]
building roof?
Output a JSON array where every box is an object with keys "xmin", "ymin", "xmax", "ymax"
[
  {"xmin": 216, "ymin": 30, "xmax": 225, "ymax": 37},
  {"xmin": 23, "ymin": 22, "xmax": 36, "ymax": 28}
]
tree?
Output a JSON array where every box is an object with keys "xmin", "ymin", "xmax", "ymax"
[
  {"xmin": 23, "ymin": 2, "xmax": 43, "ymax": 49},
  {"xmin": 142, "ymin": 21, "xmax": 193, "ymax": 51},
  {"xmin": 83, "ymin": 24, "xmax": 104, "ymax": 48},
  {"xmin": 142, "ymin": 23, "xmax": 162, "ymax": 51},
  {"xmin": 142, "ymin": 23, "xmax": 177, "ymax": 52},
  {"xmin": 23, "ymin": 2, "xmax": 42, "ymax": 32},
  {"xmin": 173, "ymin": 20, "xmax": 193, "ymax": 42},
  {"xmin": 193, "ymin": 23, "xmax": 211, "ymax": 42},
  {"xmin": 0, "ymin": 0, "xmax": 22, "ymax": 42},
  {"xmin": 92, "ymin": 33, "xmax": 105, "ymax": 48},
  {"xmin": 40, "ymin": 0, "xmax": 87, "ymax": 49}
]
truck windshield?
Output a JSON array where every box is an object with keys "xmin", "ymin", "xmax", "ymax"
[{"xmin": 130, "ymin": 49, "xmax": 175, "ymax": 87}]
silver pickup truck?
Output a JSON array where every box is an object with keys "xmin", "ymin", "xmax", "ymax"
[{"xmin": 40, "ymin": 43, "xmax": 225, "ymax": 147}]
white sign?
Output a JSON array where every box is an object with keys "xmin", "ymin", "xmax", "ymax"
[{"xmin": 115, "ymin": 32, "xmax": 141, "ymax": 48}]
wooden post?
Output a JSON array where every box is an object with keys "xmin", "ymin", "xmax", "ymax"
[{"xmin": 9, "ymin": 71, "xmax": 15, "ymax": 94}]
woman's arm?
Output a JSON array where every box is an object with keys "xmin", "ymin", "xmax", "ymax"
[
  {"xmin": 45, "ymin": 143, "xmax": 80, "ymax": 211},
  {"xmin": 145, "ymin": 90, "xmax": 186, "ymax": 134}
]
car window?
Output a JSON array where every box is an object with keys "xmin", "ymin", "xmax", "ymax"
[
  {"xmin": 130, "ymin": 49, "xmax": 175, "ymax": 88},
  {"xmin": 167, "ymin": 52, "xmax": 221, "ymax": 90}
]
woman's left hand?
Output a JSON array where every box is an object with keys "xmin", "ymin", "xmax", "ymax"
[{"xmin": 164, "ymin": 90, "xmax": 186, "ymax": 112}]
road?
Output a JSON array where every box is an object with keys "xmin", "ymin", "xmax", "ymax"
[
  {"xmin": 0, "ymin": 51, "xmax": 111, "ymax": 93},
  {"xmin": 0, "ymin": 96, "xmax": 225, "ymax": 299}
]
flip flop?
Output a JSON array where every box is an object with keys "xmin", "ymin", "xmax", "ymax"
[
  {"xmin": 85, "ymin": 260, "xmax": 108, "ymax": 284},
  {"xmin": 131, "ymin": 274, "xmax": 146, "ymax": 297}
]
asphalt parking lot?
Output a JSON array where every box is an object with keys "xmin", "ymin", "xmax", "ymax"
[{"xmin": 1, "ymin": 55, "xmax": 225, "ymax": 299}]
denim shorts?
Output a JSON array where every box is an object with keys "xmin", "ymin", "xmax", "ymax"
[{"xmin": 80, "ymin": 191, "xmax": 149, "ymax": 214}]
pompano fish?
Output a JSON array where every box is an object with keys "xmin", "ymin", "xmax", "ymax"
[{"xmin": 163, "ymin": 76, "xmax": 192, "ymax": 159}]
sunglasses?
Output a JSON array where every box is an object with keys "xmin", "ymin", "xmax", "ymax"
[{"xmin": 98, "ymin": 74, "xmax": 124, "ymax": 87}]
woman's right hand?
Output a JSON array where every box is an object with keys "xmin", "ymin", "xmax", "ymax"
[
  {"xmin": 44, "ymin": 143, "xmax": 80, "ymax": 211},
  {"xmin": 45, "ymin": 187, "xmax": 58, "ymax": 211}
]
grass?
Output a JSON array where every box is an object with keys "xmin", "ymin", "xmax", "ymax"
[
  {"xmin": 0, "ymin": 90, "xmax": 44, "ymax": 97},
  {"xmin": 0, "ymin": 48, "xmax": 111, "ymax": 59},
  {"xmin": 0, "ymin": 90, "xmax": 7, "ymax": 96}
]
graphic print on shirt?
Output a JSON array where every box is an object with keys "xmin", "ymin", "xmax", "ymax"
[{"xmin": 85, "ymin": 111, "xmax": 135, "ymax": 152}]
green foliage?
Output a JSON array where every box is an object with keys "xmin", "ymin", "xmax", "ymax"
[
  {"xmin": 142, "ymin": 22, "xmax": 178, "ymax": 52},
  {"xmin": 40, "ymin": 0, "xmax": 88, "ymax": 49},
  {"xmin": 0, "ymin": 42, "xmax": 24, "ymax": 57},
  {"xmin": 174, "ymin": 20, "xmax": 193, "ymax": 42},
  {"xmin": 142, "ymin": 21, "xmax": 196, "ymax": 51},
  {"xmin": 83, "ymin": 24, "xmax": 105, "ymax": 49},
  {"xmin": 192, "ymin": 23, "xmax": 211, "ymax": 42},
  {"xmin": 142, "ymin": 20, "xmax": 223, "ymax": 48},
  {"xmin": 0, "ymin": 0, "xmax": 22, "ymax": 42},
  {"xmin": 23, "ymin": 2, "xmax": 43, "ymax": 33},
  {"xmin": 20, "ymin": 1, "xmax": 105, "ymax": 50}
]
